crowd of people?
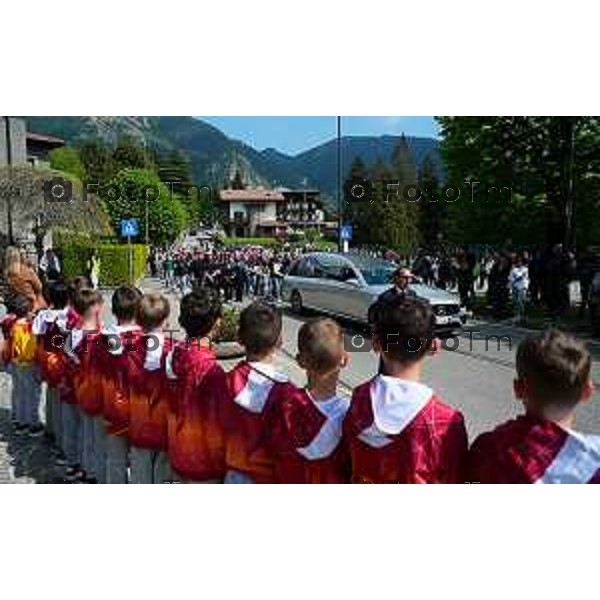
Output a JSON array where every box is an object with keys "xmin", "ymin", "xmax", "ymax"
[
  {"xmin": 408, "ymin": 244, "xmax": 600, "ymax": 323},
  {"xmin": 0, "ymin": 259, "xmax": 598, "ymax": 483},
  {"xmin": 149, "ymin": 246, "xmax": 301, "ymax": 302}
]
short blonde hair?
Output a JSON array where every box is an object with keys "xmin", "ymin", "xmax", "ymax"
[{"xmin": 297, "ymin": 318, "xmax": 344, "ymax": 374}]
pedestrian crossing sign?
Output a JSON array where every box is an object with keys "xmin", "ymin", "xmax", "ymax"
[
  {"xmin": 341, "ymin": 225, "xmax": 353, "ymax": 241},
  {"xmin": 120, "ymin": 219, "xmax": 140, "ymax": 238}
]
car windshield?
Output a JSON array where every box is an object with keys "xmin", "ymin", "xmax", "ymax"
[{"xmin": 360, "ymin": 267, "xmax": 395, "ymax": 286}]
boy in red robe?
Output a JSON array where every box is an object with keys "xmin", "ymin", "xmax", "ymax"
[
  {"xmin": 223, "ymin": 301, "xmax": 296, "ymax": 484},
  {"xmin": 469, "ymin": 329, "xmax": 599, "ymax": 483},
  {"xmin": 33, "ymin": 281, "xmax": 69, "ymax": 459},
  {"xmin": 66, "ymin": 288, "xmax": 104, "ymax": 482},
  {"xmin": 166, "ymin": 289, "xmax": 227, "ymax": 483},
  {"xmin": 127, "ymin": 293, "xmax": 172, "ymax": 483},
  {"xmin": 343, "ymin": 297, "xmax": 468, "ymax": 483},
  {"xmin": 100, "ymin": 286, "xmax": 143, "ymax": 484},
  {"xmin": 268, "ymin": 318, "xmax": 351, "ymax": 483}
]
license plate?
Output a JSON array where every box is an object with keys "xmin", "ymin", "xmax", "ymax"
[{"xmin": 436, "ymin": 316, "xmax": 452, "ymax": 325}]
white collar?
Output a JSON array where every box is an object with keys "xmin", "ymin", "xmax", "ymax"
[
  {"xmin": 306, "ymin": 391, "xmax": 350, "ymax": 420},
  {"xmin": 144, "ymin": 331, "xmax": 165, "ymax": 371},
  {"xmin": 248, "ymin": 361, "xmax": 288, "ymax": 383},
  {"xmin": 370, "ymin": 375, "xmax": 433, "ymax": 435}
]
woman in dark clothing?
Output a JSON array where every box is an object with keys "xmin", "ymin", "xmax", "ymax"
[{"xmin": 487, "ymin": 255, "xmax": 511, "ymax": 319}]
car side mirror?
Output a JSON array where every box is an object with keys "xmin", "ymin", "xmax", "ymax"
[{"xmin": 346, "ymin": 277, "xmax": 361, "ymax": 287}]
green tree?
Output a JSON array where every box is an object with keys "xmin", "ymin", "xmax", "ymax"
[
  {"xmin": 79, "ymin": 139, "xmax": 115, "ymax": 185},
  {"xmin": 156, "ymin": 149, "xmax": 207, "ymax": 226},
  {"xmin": 231, "ymin": 169, "xmax": 244, "ymax": 190},
  {"xmin": 48, "ymin": 147, "xmax": 85, "ymax": 180},
  {"xmin": 417, "ymin": 155, "xmax": 445, "ymax": 247},
  {"xmin": 345, "ymin": 156, "xmax": 370, "ymax": 244},
  {"xmin": 113, "ymin": 135, "xmax": 153, "ymax": 173},
  {"xmin": 102, "ymin": 168, "xmax": 188, "ymax": 246},
  {"xmin": 389, "ymin": 137, "xmax": 419, "ymax": 250},
  {"xmin": 437, "ymin": 116, "xmax": 600, "ymax": 247}
]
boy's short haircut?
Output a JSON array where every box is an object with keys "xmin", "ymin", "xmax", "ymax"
[
  {"xmin": 112, "ymin": 286, "xmax": 143, "ymax": 323},
  {"xmin": 68, "ymin": 275, "xmax": 92, "ymax": 304},
  {"xmin": 72, "ymin": 288, "xmax": 103, "ymax": 317},
  {"xmin": 43, "ymin": 281, "xmax": 68, "ymax": 310},
  {"xmin": 516, "ymin": 329, "xmax": 591, "ymax": 408},
  {"xmin": 298, "ymin": 318, "xmax": 344, "ymax": 374},
  {"xmin": 238, "ymin": 301, "xmax": 282, "ymax": 357},
  {"xmin": 373, "ymin": 297, "xmax": 434, "ymax": 364},
  {"xmin": 5, "ymin": 293, "xmax": 33, "ymax": 318},
  {"xmin": 178, "ymin": 289, "xmax": 222, "ymax": 339},
  {"xmin": 136, "ymin": 293, "xmax": 170, "ymax": 331}
]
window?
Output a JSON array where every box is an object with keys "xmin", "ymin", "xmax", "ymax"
[{"xmin": 290, "ymin": 258, "xmax": 315, "ymax": 278}]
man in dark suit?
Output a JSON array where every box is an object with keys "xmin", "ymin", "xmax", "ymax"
[{"xmin": 368, "ymin": 267, "xmax": 416, "ymax": 325}]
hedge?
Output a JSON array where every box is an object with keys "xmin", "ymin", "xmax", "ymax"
[
  {"xmin": 58, "ymin": 241, "xmax": 149, "ymax": 286},
  {"xmin": 219, "ymin": 236, "xmax": 282, "ymax": 248}
]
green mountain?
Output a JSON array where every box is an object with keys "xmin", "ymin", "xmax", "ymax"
[{"xmin": 25, "ymin": 116, "xmax": 442, "ymax": 209}]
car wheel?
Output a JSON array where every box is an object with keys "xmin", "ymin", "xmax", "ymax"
[{"xmin": 290, "ymin": 290, "xmax": 304, "ymax": 315}]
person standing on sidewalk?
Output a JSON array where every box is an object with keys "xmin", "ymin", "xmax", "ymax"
[{"xmin": 509, "ymin": 255, "xmax": 529, "ymax": 324}]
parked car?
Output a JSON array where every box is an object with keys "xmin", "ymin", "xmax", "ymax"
[{"xmin": 282, "ymin": 252, "xmax": 465, "ymax": 334}]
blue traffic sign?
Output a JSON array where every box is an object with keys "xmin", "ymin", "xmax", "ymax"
[
  {"xmin": 340, "ymin": 225, "xmax": 353, "ymax": 241},
  {"xmin": 120, "ymin": 219, "xmax": 140, "ymax": 238}
]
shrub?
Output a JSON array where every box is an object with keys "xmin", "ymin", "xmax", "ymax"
[
  {"xmin": 48, "ymin": 147, "xmax": 85, "ymax": 181},
  {"xmin": 96, "ymin": 244, "xmax": 148, "ymax": 286},
  {"xmin": 220, "ymin": 236, "xmax": 281, "ymax": 248},
  {"xmin": 57, "ymin": 241, "xmax": 148, "ymax": 286},
  {"xmin": 218, "ymin": 306, "xmax": 241, "ymax": 342}
]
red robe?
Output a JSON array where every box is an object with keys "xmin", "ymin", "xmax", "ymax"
[
  {"xmin": 469, "ymin": 414, "xmax": 600, "ymax": 484},
  {"xmin": 58, "ymin": 308, "xmax": 83, "ymax": 405},
  {"xmin": 33, "ymin": 308, "xmax": 69, "ymax": 387},
  {"xmin": 166, "ymin": 341, "xmax": 227, "ymax": 481},
  {"xmin": 68, "ymin": 328, "xmax": 104, "ymax": 416},
  {"xmin": 100, "ymin": 326, "xmax": 143, "ymax": 436},
  {"xmin": 126, "ymin": 332, "xmax": 172, "ymax": 451},
  {"xmin": 343, "ymin": 375, "xmax": 468, "ymax": 484},
  {"xmin": 268, "ymin": 389, "xmax": 351, "ymax": 484},
  {"xmin": 223, "ymin": 361, "xmax": 297, "ymax": 483}
]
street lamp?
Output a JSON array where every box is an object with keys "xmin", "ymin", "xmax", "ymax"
[{"xmin": 337, "ymin": 116, "xmax": 342, "ymax": 252}]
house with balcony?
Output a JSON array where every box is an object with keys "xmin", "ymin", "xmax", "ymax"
[
  {"xmin": 221, "ymin": 185, "xmax": 332, "ymax": 238},
  {"xmin": 220, "ymin": 188, "xmax": 287, "ymax": 237}
]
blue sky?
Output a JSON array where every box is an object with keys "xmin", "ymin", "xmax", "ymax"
[{"xmin": 196, "ymin": 116, "xmax": 439, "ymax": 155}]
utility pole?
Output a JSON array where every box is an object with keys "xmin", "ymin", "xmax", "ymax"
[
  {"xmin": 145, "ymin": 196, "xmax": 149, "ymax": 245},
  {"xmin": 337, "ymin": 116, "xmax": 342, "ymax": 252}
]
